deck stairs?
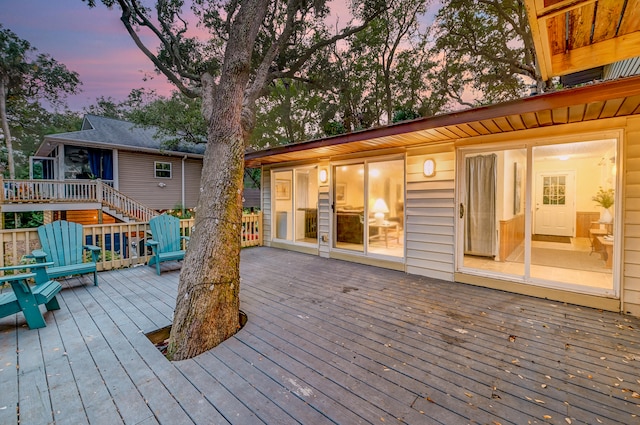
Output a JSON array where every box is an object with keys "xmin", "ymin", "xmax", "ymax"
[{"xmin": 1, "ymin": 179, "xmax": 159, "ymax": 223}]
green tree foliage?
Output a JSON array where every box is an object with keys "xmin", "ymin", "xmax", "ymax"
[
  {"xmin": 251, "ymin": 79, "xmax": 325, "ymax": 148},
  {"xmin": 7, "ymin": 104, "xmax": 81, "ymax": 178},
  {"xmin": 86, "ymin": 0, "xmax": 385, "ymax": 360},
  {"xmin": 0, "ymin": 24, "xmax": 81, "ymax": 178},
  {"xmin": 250, "ymin": 1, "xmax": 447, "ymax": 140},
  {"xmin": 429, "ymin": 0, "xmax": 541, "ymax": 108}
]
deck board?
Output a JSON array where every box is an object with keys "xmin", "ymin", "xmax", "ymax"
[
  {"xmin": 0, "ymin": 318, "xmax": 19, "ymax": 425},
  {"xmin": 1, "ymin": 247, "xmax": 639, "ymax": 424}
]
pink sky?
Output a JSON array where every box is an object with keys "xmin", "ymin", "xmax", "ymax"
[
  {"xmin": 2, "ymin": 0, "xmax": 355, "ymax": 112},
  {"xmin": 2, "ymin": 0, "xmax": 181, "ymax": 110}
]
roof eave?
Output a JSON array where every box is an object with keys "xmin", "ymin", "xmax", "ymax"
[{"xmin": 245, "ymin": 74, "xmax": 640, "ymax": 168}]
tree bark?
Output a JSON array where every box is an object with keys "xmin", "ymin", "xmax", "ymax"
[
  {"xmin": 0, "ymin": 79, "xmax": 16, "ymax": 179},
  {"xmin": 166, "ymin": 0, "xmax": 270, "ymax": 361}
]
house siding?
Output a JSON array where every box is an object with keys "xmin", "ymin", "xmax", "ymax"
[
  {"xmin": 318, "ymin": 161, "xmax": 330, "ymax": 258},
  {"xmin": 262, "ymin": 169, "xmax": 272, "ymax": 246},
  {"xmin": 184, "ymin": 159, "xmax": 203, "ymax": 208},
  {"xmin": 405, "ymin": 145, "xmax": 456, "ymax": 281},
  {"xmin": 118, "ymin": 152, "xmax": 200, "ymax": 210},
  {"xmin": 623, "ymin": 116, "xmax": 640, "ymax": 315},
  {"xmin": 256, "ymin": 118, "xmax": 640, "ymax": 317}
]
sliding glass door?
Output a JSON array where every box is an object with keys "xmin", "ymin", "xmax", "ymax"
[
  {"xmin": 333, "ymin": 158, "xmax": 404, "ymax": 259},
  {"xmin": 272, "ymin": 166, "xmax": 318, "ymax": 245},
  {"xmin": 458, "ymin": 138, "xmax": 617, "ymax": 295}
]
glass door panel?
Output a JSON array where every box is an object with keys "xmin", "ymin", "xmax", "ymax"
[
  {"xmin": 461, "ymin": 149, "xmax": 526, "ymax": 277},
  {"xmin": 273, "ymin": 170, "xmax": 293, "ymax": 241},
  {"xmin": 294, "ymin": 168, "xmax": 318, "ymax": 243},
  {"xmin": 334, "ymin": 164, "xmax": 364, "ymax": 252},
  {"xmin": 367, "ymin": 159, "xmax": 404, "ymax": 257},
  {"xmin": 530, "ymin": 141, "xmax": 615, "ymax": 291}
]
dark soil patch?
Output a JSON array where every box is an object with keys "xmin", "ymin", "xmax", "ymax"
[{"xmin": 146, "ymin": 310, "xmax": 247, "ymax": 355}]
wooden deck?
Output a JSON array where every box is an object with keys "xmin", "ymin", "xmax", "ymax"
[{"xmin": 1, "ymin": 247, "xmax": 639, "ymax": 425}]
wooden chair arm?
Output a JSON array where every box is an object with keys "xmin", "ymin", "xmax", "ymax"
[
  {"xmin": 0, "ymin": 262, "xmax": 54, "ymax": 285},
  {"xmin": 26, "ymin": 250, "xmax": 48, "ymax": 261},
  {"xmin": 0, "ymin": 262, "xmax": 54, "ymax": 272},
  {"xmin": 0, "ymin": 272, "xmax": 36, "ymax": 286}
]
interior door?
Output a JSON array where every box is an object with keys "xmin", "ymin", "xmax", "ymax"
[{"xmin": 534, "ymin": 171, "xmax": 575, "ymax": 236}]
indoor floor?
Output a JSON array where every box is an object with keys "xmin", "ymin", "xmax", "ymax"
[{"xmin": 463, "ymin": 237, "xmax": 613, "ymax": 290}]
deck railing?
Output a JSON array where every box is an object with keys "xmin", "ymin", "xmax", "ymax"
[
  {"xmin": 1, "ymin": 179, "xmax": 157, "ymax": 222},
  {"xmin": 0, "ymin": 213, "xmax": 262, "ymax": 271},
  {"xmin": 2, "ymin": 179, "xmax": 99, "ymax": 203}
]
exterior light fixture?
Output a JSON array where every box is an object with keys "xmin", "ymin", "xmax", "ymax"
[
  {"xmin": 423, "ymin": 158, "xmax": 436, "ymax": 177},
  {"xmin": 319, "ymin": 168, "xmax": 328, "ymax": 183}
]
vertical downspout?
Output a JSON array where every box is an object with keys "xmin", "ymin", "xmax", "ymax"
[{"xmin": 182, "ymin": 155, "xmax": 187, "ymax": 215}]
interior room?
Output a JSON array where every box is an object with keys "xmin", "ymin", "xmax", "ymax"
[
  {"xmin": 333, "ymin": 159, "xmax": 404, "ymax": 258},
  {"xmin": 461, "ymin": 138, "xmax": 617, "ymax": 293}
]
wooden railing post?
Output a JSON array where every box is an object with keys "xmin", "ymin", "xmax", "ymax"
[{"xmin": 96, "ymin": 179, "xmax": 103, "ymax": 204}]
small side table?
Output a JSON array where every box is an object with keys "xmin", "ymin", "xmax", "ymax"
[
  {"xmin": 369, "ymin": 222, "xmax": 399, "ymax": 248},
  {"xmin": 597, "ymin": 236, "xmax": 614, "ymax": 268}
]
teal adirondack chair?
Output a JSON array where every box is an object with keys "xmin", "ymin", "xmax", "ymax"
[
  {"xmin": 29, "ymin": 220, "xmax": 101, "ymax": 286},
  {"xmin": 146, "ymin": 214, "xmax": 189, "ymax": 275},
  {"xmin": 0, "ymin": 262, "xmax": 62, "ymax": 329}
]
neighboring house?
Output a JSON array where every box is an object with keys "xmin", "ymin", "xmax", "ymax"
[
  {"xmin": 245, "ymin": 74, "xmax": 640, "ymax": 318},
  {"xmin": 2, "ymin": 114, "xmax": 205, "ymax": 226}
]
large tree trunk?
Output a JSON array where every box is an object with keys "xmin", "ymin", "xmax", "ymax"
[
  {"xmin": 0, "ymin": 79, "xmax": 16, "ymax": 179},
  {"xmin": 167, "ymin": 109, "xmax": 245, "ymax": 360},
  {"xmin": 166, "ymin": 0, "xmax": 269, "ymax": 361}
]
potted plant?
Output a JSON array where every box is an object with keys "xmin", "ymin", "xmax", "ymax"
[{"xmin": 593, "ymin": 187, "xmax": 614, "ymax": 223}]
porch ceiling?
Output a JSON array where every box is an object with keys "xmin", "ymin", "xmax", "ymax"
[
  {"xmin": 244, "ymin": 74, "xmax": 640, "ymax": 168},
  {"xmin": 525, "ymin": 0, "xmax": 640, "ymax": 81}
]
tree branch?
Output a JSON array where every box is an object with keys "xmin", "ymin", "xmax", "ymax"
[{"xmin": 115, "ymin": 0, "xmax": 200, "ymax": 97}]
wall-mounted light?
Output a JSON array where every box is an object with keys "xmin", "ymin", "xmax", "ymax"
[
  {"xmin": 423, "ymin": 158, "xmax": 436, "ymax": 177},
  {"xmin": 158, "ymin": 182, "xmax": 167, "ymax": 188},
  {"xmin": 319, "ymin": 168, "xmax": 328, "ymax": 184}
]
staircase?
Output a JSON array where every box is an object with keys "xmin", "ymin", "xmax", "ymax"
[
  {"xmin": 99, "ymin": 183, "xmax": 159, "ymax": 222},
  {"xmin": 1, "ymin": 179, "xmax": 159, "ymax": 223}
]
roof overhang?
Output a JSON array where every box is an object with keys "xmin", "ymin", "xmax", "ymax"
[
  {"xmin": 525, "ymin": 0, "xmax": 640, "ymax": 81},
  {"xmin": 245, "ymin": 74, "xmax": 640, "ymax": 168},
  {"xmin": 37, "ymin": 136, "xmax": 204, "ymax": 160}
]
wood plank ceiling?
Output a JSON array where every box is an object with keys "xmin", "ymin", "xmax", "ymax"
[
  {"xmin": 525, "ymin": 0, "xmax": 640, "ymax": 80},
  {"xmin": 245, "ymin": 75, "xmax": 640, "ymax": 168}
]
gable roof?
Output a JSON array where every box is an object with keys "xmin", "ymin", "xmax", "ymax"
[
  {"xmin": 245, "ymin": 74, "xmax": 640, "ymax": 168},
  {"xmin": 36, "ymin": 114, "xmax": 205, "ymax": 158}
]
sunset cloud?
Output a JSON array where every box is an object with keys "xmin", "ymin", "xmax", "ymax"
[{"xmin": 3, "ymin": 0, "xmax": 174, "ymax": 110}]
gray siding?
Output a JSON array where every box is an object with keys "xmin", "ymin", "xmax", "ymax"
[
  {"xmin": 118, "ymin": 151, "xmax": 201, "ymax": 210},
  {"xmin": 318, "ymin": 187, "xmax": 331, "ymax": 258},
  {"xmin": 262, "ymin": 169, "xmax": 272, "ymax": 245},
  {"xmin": 184, "ymin": 159, "xmax": 203, "ymax": 208},
  {"xmin": 604, "ymin": 57, "xmax": 640, "ymax": 80},
  {"xmin": 405, "ymin": 146, "xmax": 456, "ymax": 281}
]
